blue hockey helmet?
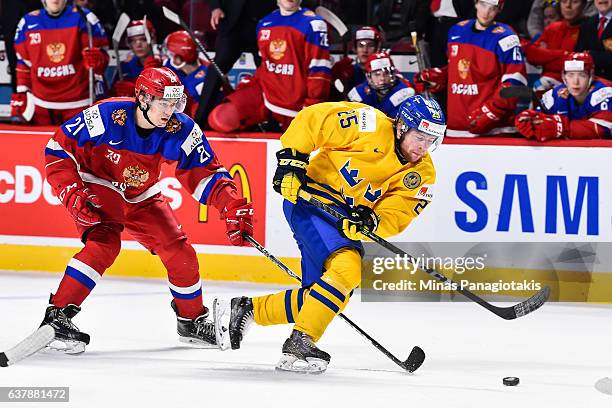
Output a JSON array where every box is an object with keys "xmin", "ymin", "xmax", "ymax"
[{"xmin": 395, "ymin": 95, "xmax": 446, "ymax": 151}]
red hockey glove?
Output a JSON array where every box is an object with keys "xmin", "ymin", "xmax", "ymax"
[
  {"xmin": 82, "ymin": 47, "xmax": 108, "ymax": 74},
  {"xmin": 413, "ymin": 68, "xmax": 447, "ymax": 94},
  {"xmin": 112, "ymin": 80, "xmax": 136, "ymax": 97},
  {"xmin": 222, "ymin": 198, "xmax": 254, "ymax": 246},
  {"xmin": 515, "ymin": 109, "xmax": 539, "ymax": 139},
  {"xmin": 10, "ymin": 93, "xmax": 27, "ymax": 118},
  {"xmin": 59, "ymin": 183, "xmax": 102, "ymax": 227},
  {"xmin": 331, "ymin": 57, "xmax": 355, "ymax": 84},
  {"xmin": 143, "ymin": 55, "xmax": 162, "ymax": 70},
  {"xmin": 467, "ymin": 104, "xmax": 504, "ymax": 135},
  {"xmin": 531, "ymin": 113, "xmax": 569, "ymax": 142}
]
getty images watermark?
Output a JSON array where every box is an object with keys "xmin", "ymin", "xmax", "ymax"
[{"xmin": 364, "ymin": 251, "xmax": 542, "ymax": 298}]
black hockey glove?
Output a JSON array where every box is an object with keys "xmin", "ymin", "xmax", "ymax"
[{"xmin": 338, "ymin": 205, "xmax": 379, "ymax": 241}]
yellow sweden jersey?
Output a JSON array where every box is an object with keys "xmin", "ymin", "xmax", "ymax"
[{"xmin": 281, "ymin": 102, "xmax": 437, "ymax": 238}]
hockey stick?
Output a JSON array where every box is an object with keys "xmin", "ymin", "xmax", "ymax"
[
  {"xmin": 243, "ymin": 234, "xmax": 425, "ymax": 373},
  {"xmin": 297, "ymin": 190, "xmax": 551, "ymax": 320},
  {"xmin": 500, "ymin": 85, "xmax": 542, "ymax": 108},
  {"xmin": 0, "ymin": 325, "xmax": 55, "ymax": 367},
  {"xmin": 410, "ymin": 31, "xmax": 432, "ymax": 100},
  {"xmin": 162, "ymin": 6, "xmax": 234, "ymax": 92},
  {"xmin": 76, "ymin": 6, "xmax": 94, "ymax": 105},
  {"xmin": 111, "ymin": 13, "xmax": 130, "ymax": 81},
  {"xmin": 315, "ymin": 7, "xmax": 349, "ymax": 94}
]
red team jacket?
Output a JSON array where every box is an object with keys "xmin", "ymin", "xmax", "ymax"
[
  {"xmin": 524, "ymin": 20, "xmax": 581, "ymax": 82},
  {"xmin": 14, "ymin": 6, "xmax": 108, "ymax": 110},
  {"xmin": 44, "ymin": 99, "xmax": 237, "ymax": 210},
  {"xmin": 445, "ymin": 20, "xmax": 528, "ymax": 137},
  {"xmin": 255, "ymin": 8, "xmax": 331, "ymax": 116}
]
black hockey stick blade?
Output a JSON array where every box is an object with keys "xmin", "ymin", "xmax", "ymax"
[
  {"xmin": 500, "ymin": 85, "xmax": 533, "ymax": 99},
  {"xmin": 403, "ymin": 346, "xmax": 425, "ymax": 373},
  {"xmin": 493, "ymin": 286, "xmax": 550, "ymax": 320}
]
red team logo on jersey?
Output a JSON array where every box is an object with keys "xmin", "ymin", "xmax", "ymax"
[
  {"xmin": 122, "ymin": 165, "xmax": 150, "ymax": 188},
  {"xmin": 46, "ymin": 42, "xmax": 66, "ymax": 63},
  {"xmin": 269, "ymin": 39, "xmax": 287, "ymax": 60},
  {"xmin": 458, "ymin": 58, "xmax": 471, "ymax": 80}
]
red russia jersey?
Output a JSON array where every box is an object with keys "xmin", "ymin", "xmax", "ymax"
[
  {"xmin": 446, "ymin": 20, "xmax": 527, "ymax": 136},
  {"xmin": 14, "ymin": 6, "xmax": 108, "ymax": 109},
  {"xmin": 525, "ymin": 20, "xmax": 581, "ymax": 81},
  {"xmin": 44, "ymin": 99, "xmax": 236, "ymax": 209},
  {"xmin": 256, "ymin": 8, "xmax": 331, "ymax": 116}
]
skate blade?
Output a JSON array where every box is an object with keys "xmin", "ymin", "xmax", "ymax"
[
  {"xmin": 47, "ymin": 339, "xmax": 86, "ymax": 355},
  {"xmin": 178, "ymin": 336, "xmax": 218, "ymax": 349},
  {"xmin": 275, "ymin": 353, "xmax": 328, "ymax": 374},
  {"xmin": 213, "ymin": 298, "xmax": 231, "ymax": 351}
]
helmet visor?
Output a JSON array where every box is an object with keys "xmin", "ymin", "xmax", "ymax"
[{"xmin": 148, "ymin": 93, "xmax": 187, "ymax": 114}]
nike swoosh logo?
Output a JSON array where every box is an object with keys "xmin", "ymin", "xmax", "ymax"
[
  {"xmin": 451, "ymin": 36, "xmax": 460, "ymax": 40},
  {"xmin": 109, "ymin": 140, "xmax": 123, "ymax": 146},
  {"xmin": 27, "ymin": 24, "xmax": 38, "ymax": 29},
  {"xmin": 262, "ymin": 22, "xmax": 272, "ymax": 26}
]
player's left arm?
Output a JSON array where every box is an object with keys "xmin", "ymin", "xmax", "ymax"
[
  {"xmin": 491, "ymin": 32, "xmax": 528, "ymax": 115},
  {"xmin": 173, "ymin": 122, "xmax": 253, "ymax": 245},
  {"xmin": 372, "ymin": 191, "xmax": 434, "ymax": 239},
  {"xmin": 79, "ymin": 9, "xmax": 110, "ymax": 75},
  {"xmin": 566, "ymin": 89, "xmax": 612, "ymax": 139},
  {"xmin": 304, "ymin": 16, "xmax": 332, "ymax": 106}
]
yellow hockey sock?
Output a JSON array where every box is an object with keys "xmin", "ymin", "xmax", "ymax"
[
  {"xmin": 294, "ymin": 248, "xmax": 362, "ymax": 342},
  {"xmin": 252, "ymin": 288, "xmax": 308, "ymax": 326}
]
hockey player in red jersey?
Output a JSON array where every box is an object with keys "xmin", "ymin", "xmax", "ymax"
[
  {"xmin": 347, "ymin": 52, "xmax": 416, "ymax": 118},
  {"xmin": 330, "ymin": 26, "xmax": 382, "ymax": 100},
  {"xmin": 41, "ymin": 67, "xmax": 254, "ymax": 353},
  {"xmin": 208, "ymin": 0, "xmax": 331, "ymax": 132},
  {"xmin": 523, "ymin": 0, "xmax": 587, "ymax": 92},
  {"xmin": 515, "ymin": 52, "xmax": 612, "ymax": 141},
  {"xmin": 413, "ymin": 0, "xmax": 528, "ymax": 137},
  {"xmin": 12, "ymin": 0, "xmax": 109, "ymax": 125},
  {"xmin": 162, "ymin": 31, "xmax": 218, "ymax": 118},
  {"xmin": 111, "ymin": 19, "xmax": 162, "ymax": 97}
]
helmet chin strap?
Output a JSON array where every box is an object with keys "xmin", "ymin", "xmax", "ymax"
[{"xmin": 138, "ymin": 101, "xmax": 158, "ymax": 127}]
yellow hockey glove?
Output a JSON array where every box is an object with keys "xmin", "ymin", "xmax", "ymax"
[
  {"xmin": 338, "ymin": 205, "xmax": 379, "ymax": 241},
  {"xmin": 272, "ymin": 148, "xmax": 309, "ymax": 203}
]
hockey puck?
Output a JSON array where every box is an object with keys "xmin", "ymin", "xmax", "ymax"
[{"xmin": 503, "ymin": 377, "xmax": 520, "ymax": 386}]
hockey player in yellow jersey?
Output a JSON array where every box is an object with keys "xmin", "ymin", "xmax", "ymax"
[{"xmin": 225, "ymin": 95, "xmax": 445, "ymax": 373}]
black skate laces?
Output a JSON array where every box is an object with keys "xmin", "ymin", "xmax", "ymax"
[
  {"xmin": 52, "ymin": 308, "xmax": 80, "ymax": 332},
  {"xmin": 193, "ymin": 316, "xmax": 216, "ymax": 341}
]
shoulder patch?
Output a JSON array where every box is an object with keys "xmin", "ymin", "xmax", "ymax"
[
  {"xmin": 303, "ymin": 10, "xmax": 316, "ymax": 16},
  {"xmin": 29, "ymin": 10, "xmax": 40, "ymax": 16},
  {"xmin": 310, "ymin": 19, "xmax": 327, "ymax": 32},
  {"xmin": 347, "ymin": 87, "xmax": 362, "ymax": 102},
  {"xmin": 457, "ymin": 20, "xmax": 470, "ymax": 26},
  {"xmin": 181, "ymin": 123, "xmax": 203, "ymax": 156},
  {"xmin": 590, "ymin": 87, "xmax": 612, "ymax": 107},
  {"xmin": 357, "ymin": 107, "xmax": 376, "ymax": 132},
  {"xmin": 498, "ymin": 34, "xmax": 520, "ymax": 52},
  {"xmin": 389, "ymin": 87, "xmax": 415, "ymax": 107},
  {"xmin": 492, "ymin": 26, "xmax": 506, "ymax": 34},
  {"xmin": 542, "ymin": 89, "xmax": 555, "ymax": 110},
  {"xmin": 403, "ymin": 172, "xmax": 421, "ymax": 190},
  {"xmin": 86, "ymin": 11, "xmax": 100, "ymax": 26},
  {"xmin": 83, "ymin": 105, "xmax": 105, "ymax": 137},
  {"xmin": 415, "ymin": 184, "xmax": 434, "ymax": 201}
]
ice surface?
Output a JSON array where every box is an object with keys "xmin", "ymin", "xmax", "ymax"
[{"xmin": 0, "ymin": 271, "xmax": 610, "ymax": 408}]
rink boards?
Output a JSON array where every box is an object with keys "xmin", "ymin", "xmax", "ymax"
[{"xmin": 0, "ymin": 125, "xmax": 611, "ymax": 301}]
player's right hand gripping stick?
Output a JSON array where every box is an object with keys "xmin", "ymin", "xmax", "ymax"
[
  {"xmin": 272, "ymin": 148, "xmax": 309, "ymax": 203},
  {"xmin": 338, "ymin": 205, "xmax": 379, "ymax": 241}
]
